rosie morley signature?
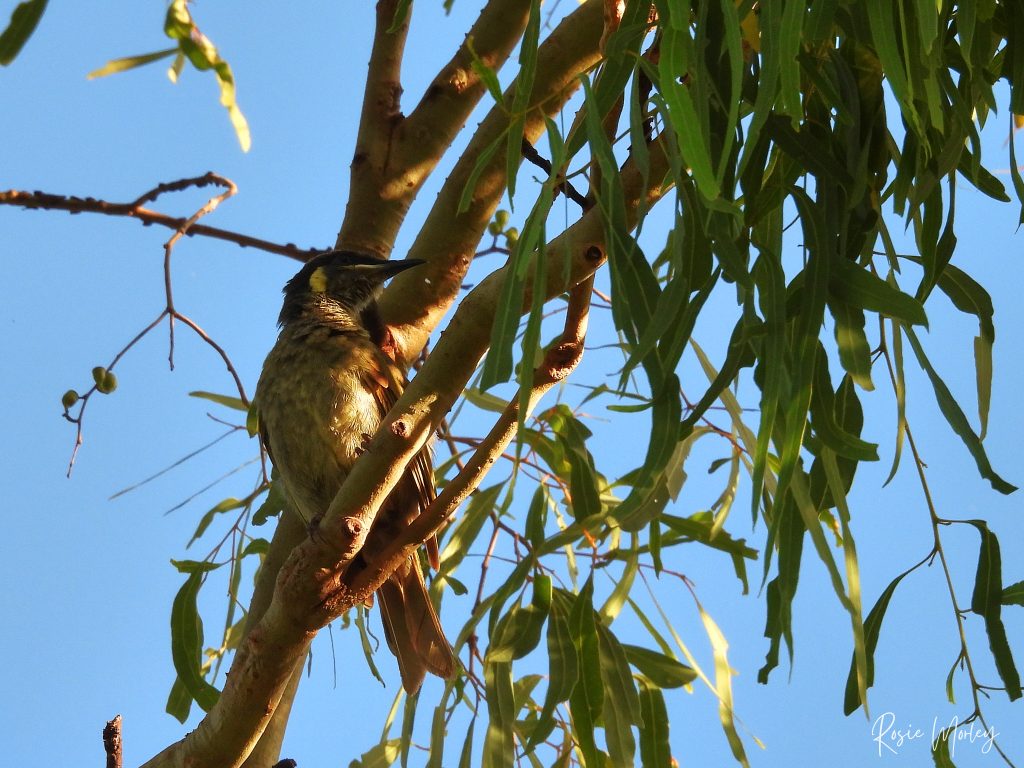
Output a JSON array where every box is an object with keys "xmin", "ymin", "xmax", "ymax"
[{"xmin": 871, "ymin": 711, "xmax": 999, "ymax": 757}]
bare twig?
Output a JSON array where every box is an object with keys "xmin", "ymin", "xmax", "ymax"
[
  {"xmin": 1, "ymin": 181, "xmax": 321, "ymax": 260},
  {"xmin": 60, "ymin": 174, "xmax": 252, "ymax": 475},
  {"xmin": 520, "ymin": 139, "xmax": 592, "ymax": 210}
]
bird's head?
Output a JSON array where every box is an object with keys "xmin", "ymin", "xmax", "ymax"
[{"xmin": 278, "ymin": 250, "xmax": 424, "ymax": 328}]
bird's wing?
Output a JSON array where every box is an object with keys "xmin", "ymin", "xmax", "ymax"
[{"xmin": 361, "ymin": 349, "xmax": 441, "ymax": 570}]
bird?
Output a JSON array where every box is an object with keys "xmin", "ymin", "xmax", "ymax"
[{"xmin": 254, "ymin": 249, "xmax": 456, "ymax": 694}]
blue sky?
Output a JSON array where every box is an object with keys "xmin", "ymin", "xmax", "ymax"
[{"xmin": 2, "ymin": 2, "xmax": 1023, "ymax": 766}]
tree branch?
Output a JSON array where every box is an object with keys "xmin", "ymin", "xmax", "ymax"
[
  {"xmin": 336, "ymin": 0, "xmax": 534, "ymax": 258},
  {"xmin": 0, "ymin": 184, "xmax": 320, "ymax": 260},
  {"xmin": 334, "ymin": 0, "xmax": 410, "ymax": 259},
  {"xmin": 379, "ymin": 0, "xmax": 607, "ymax": 367},
  {"xmin": 103, "ymin": 715, "xmax": 123, "ymax": 768}
]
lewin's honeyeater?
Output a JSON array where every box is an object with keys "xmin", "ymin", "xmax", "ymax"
[{"xmin": 255, "ymin": 250, "xmax": 456, "ymax": 694}]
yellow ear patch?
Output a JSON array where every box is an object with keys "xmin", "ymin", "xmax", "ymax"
[{"xmin": 309, "ymin": 266, "xmax": 328, "ymax": 293}]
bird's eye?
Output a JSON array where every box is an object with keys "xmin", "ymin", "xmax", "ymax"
[{"xmin": 309, "ymin": 267, "xmax": 328, "ymax": 294}]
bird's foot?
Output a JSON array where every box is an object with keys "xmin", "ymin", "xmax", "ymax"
[{"xmin": 353, "ymin": 432, "xmax": 373, "ymax": 457}]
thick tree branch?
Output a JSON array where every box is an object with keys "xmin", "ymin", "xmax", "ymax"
[
  {"xmin": 334, "ymin": 0, "xmax": 410, "ymax": 259},
  {"xmin": 140, "ymin": 137, "xmax": 669, "ymax": 768},
  {"xmin": 380, "ymin": 0, "xmax": 607, "ymax": 366},
  {"xmin": 237, "ymin": 509, "xmax": 309, "ymax": 768},
  {"xmin": 336, "ymin": 0, "xmax": 533, "ymax": 258}
]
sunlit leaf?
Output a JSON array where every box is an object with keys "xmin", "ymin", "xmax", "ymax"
[
  {"xmin": 87, "ymin": 48, "xmax": 177, "ymax": 79},
  {"xmin": 169, "ymin": 569, "xmax": 221, "ymax": 712}
]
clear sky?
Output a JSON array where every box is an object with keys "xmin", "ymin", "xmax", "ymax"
[{"xmin": 2, "ymin": 2, "xmax": 1022, "ymax": 767}]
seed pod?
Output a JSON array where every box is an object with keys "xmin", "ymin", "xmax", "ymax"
[
  {"xmin": 61, "ymin": 389, "xmax": 80, "ymax": 409},
  {"xmin": 98, "ymin": 370, "xmax": 118, "ymax": 394}
]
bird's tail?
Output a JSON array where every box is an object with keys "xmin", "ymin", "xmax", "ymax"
[{"xmin": 377, "ymin": 557, "xmax": 456, "ymax": 694}]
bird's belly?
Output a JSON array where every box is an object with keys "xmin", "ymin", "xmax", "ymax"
[{"xmin": 257, "ymin": 345, "xmax": 383, "ymax": 519}]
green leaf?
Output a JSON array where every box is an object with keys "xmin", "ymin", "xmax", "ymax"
[
  {"xmin": 1002, "ymin": 580, "xmax": 1024, "ymax": 607},
  {"xmin": 621, "ymin": 644, "xmax": 697, "ymax": 688},
  {"xmin": 161, "ymin": 0, "xmax": 250, "ymax": 151},
  {"xmin": 829, "ymin": 300, "xmax": 875, "ymax": 391},
  {"xmin": 467, "ymin": 35, "xmax": 506, "ymax": 107},
  {"xmin": 540, "ymin": 405, "xmax": 602, "ymax": 520},
  {"xmin": 659, "ymin": 27, "xmax": 720, "ymax": 198},
  {"xmin": 526, "ymin": 593, "xmax": 578, "ymax": 752},
  {"xmin": 931, "ymin": 725, "xmax": 958, "ymax": 768},
  {"xmin": 482, "ymin": 655, "xmax": 514, "ymax": 768},
  {"xmin": 170, "ymin": 558, "xmax": 222, "ymax": 575},
  {"xmin": 597, "ymin": 623, "xmax": 641, "ymax": 767},
  {"xmin": 974, "ymin": 335, "xmax": 993, "ymax": 441},
  {"xmin": 566, "ymin": 581, "xmax": 605, "ymax": 768},
  {"xmin": 355, "ymin": 606, "xmax": 386, "ymax": 687},
  {"xmin": 617, "ymin": 376, "xmax": 684, "ymax": 531},
  {"xmin": 843, "ymin": 564, "xmax": 918, "ymax": 715},
  {"xmin": 458, "ymin": 717, "xmax": 476, "ymax": 768},
  {"xmin": 965, "ymin": 522, "xmax": 1022, "ymax": 700},
  {"xmin": 809, "ymin": 346, "xmax": 879, "ymax": 462},
  {"xmin": 189, "ymin": 496, "xmax": 245, "ymax": 546},
  {"xmin": 463, "ymin": 387, "xmax": 510, "ymax": 413},
  {"xmin": 696, "ymin": 599, "xmax": 749, "ymax": 767},
  {"xmin": 829, "ymin": 261, "xmax": 928, "ymax": 327},
  {"xmin": 866, "ymin": 0, "xmax": 923, "ymax": 137},
  {"xmin": 87, "ymin": 48, "xmax": 178, "ymax": 79},
  {"xmin": 164, "ymin": 675, "xmax": 192, "ymax": 724},
  {"xmin": 758, "ymin": 496, "xmax": 804, "ymax": 683},
  {"xmin": 212, "ymin": 60, "xmax": 251, "ymax": 152},
  {"xmin": 0, "ymin": 0, "xmax": 47, "ymax": 65},
  {"xmin": 252, "ymin": 480, "xmax": 285, "ymax": 526},
  {"xmin": 387, "ymin": 0, "xmax": 412, "ymax": 33},
  {"xmin": 637, "ymin": 679, "xmax": 672, "ymax": 768},
  {"xmin": 505, "ymin": 0, "xmax": 540, "ymax": 202},
  {"xmin": 904, "ymin": 328, "xmax": 1016, "ymax": 494},
  {"xmin": 488, "ymin": 575, "xmax": 551, "ymax": 663},
  {"xmin": 349, "ymin": 739, "xmax": 402, "ymax": 768},
  {"xmin": 599, "ymin": 540, "xmax": 638, "ymax": 623},
  {"xmin": 883, "ymin": 319, "xmax": 907, "ymax": 485},
  {"xmin": 776, "ymin": 189, "xmax": 831, "ymax": 506},
  {"xmin": 480, "ymin": 174, "xmax": 552, "ymax": 389},
  {"xmin": 931, "ymin": 262, "xmax": 995, "ymax": 438},
  {"xmin": 169, "ymin": 571, "xmax": 221, "ymax": 712},
  {"xmin": 457, "ymin": 131, "xmax": 505, "ymax": 214}
]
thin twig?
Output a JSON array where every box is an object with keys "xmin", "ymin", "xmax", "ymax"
[
  {"xmin": 59, "ymin": 175, "xmax": 254, "ymax": 474},
  {"xmin": 521, "ymin": 139, "xmax": 591, "ymax": 210},
  {"xmin": 1, "ymin": 181, "xmax": 321, "ymax": 260},
  {"xmin": 879, "ymin": 319, "xmax": 1016, "ymax": 767}
]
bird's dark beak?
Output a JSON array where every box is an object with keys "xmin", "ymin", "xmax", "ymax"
[{"xmin": 365, "ymin": 258, "xmax": 426, "ymax": 280}]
